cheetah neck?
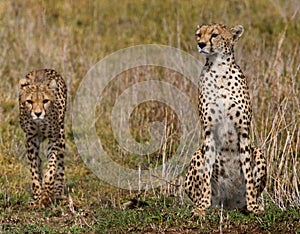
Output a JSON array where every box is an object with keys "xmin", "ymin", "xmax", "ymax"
[{"xmin": 203, "ymin": 53, "xmax": 236, "ymax": 76}]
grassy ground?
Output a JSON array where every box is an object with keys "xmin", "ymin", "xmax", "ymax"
[{"xmin": 0, "ymin": 0, "xmax": 299, "ymax": 233}]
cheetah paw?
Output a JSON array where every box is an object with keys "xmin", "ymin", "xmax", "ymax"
[
  {"xmin": 247, "ymin": 204, "xmax": 264, "ymax": 214},
  {"xmin": 191, "ymin": 208, "xmax": 206, "ymax": 219}
]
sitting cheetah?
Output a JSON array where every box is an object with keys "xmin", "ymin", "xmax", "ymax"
[
  {"xmin": 19, "ymin": 69, "xmax": 67, "ymax": 207},
  {"xmin": 184, "ymin": 24, "xmax": 267, "ymax": 216}
]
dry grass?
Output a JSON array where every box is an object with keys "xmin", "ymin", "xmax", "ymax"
[{"xmin": 0, "ymin": 0, "xmax": 299, "ymax": 232}]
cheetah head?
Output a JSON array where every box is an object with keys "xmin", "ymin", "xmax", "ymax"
[
  {"xmin": 195, "ymin": 24, "xmax": 244, "ymax": 56},
  {"xmin": 19, "ymin": 79, "xmax": 57, "ymax": 120}
]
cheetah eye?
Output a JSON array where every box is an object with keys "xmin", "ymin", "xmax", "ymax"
[
  {"xmin": 26, "ymin": 100, "xmax": 33, "ymax": 105},
  {"xmin": 43, "ymin": 99, "xmax": 50, "ymax": 104},
  {"xmin": 211, "ymin": 33, "xmax": 219, "ymax": 38},
  {"xmin": 195, "ymin": 33, "xmax": 201, "ymax": 37}
]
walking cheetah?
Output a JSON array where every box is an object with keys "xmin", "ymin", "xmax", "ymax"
[
  {"xmin": 184, "ymin": 24, "xmax": 267, "ymax": 216},
  {"xmin": 19, "ymin": 69, "xmax": 67, "ymax": 207}
]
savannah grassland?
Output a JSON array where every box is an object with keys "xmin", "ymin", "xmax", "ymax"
[{"xmin": 0, "ymin": 0, "xmax": 299, "ymax": 233}]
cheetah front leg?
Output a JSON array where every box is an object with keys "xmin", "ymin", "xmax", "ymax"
[
  {"xmin": 40, "ymin": 136, "xmax": 65, "ymax": 206},
  {"xmin": 252, "ymin": 147, "xmax": 267, "ymax": 199},
  {"xmin": 240, "ymin": 134, "xmax": 263, "ymax": 213},
  {"xmin": 40, "ymin": 139, "xmax": 61, "ymax": 206},
  {"xmin": 40, "ymin": 151, "xmax": 57, "ymax": 206},
  {"xmin": 25, "ymin": 137, "xmax": 43, "ymax": 203},
  {"xmin": 53, "ymin": 125, "xmax": 66, "ymax": 200},
  {"xmin": 53, "ymin": 150, "xmax": 65, "ymax": 200},
  {"xmin": 185, "ymin": 135, "xmax": 216, "ymax": 217},
  {"xmin": 185, "ymin": 149, "xmax": 205, "ymax": 216},
  {"xmin": 195, "ymin": 138, "xmax": 216, "ymax": 215}
]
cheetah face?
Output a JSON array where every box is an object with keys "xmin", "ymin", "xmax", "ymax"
[
  {"xmin": 19, "ymin": 79, "xmax": 57, "ymax": 120},
  {"xmin": 195, "ymin": 24, "xmax": 244, "ymax": 56}
]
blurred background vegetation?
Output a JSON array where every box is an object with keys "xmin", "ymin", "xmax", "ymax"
[{"xmin": 0, "ymin": 0, "xmax": 299, "ymax": 233}]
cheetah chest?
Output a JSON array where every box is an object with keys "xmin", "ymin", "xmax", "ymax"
[
  {"xmin": 200, "ymin": 68, "xmax": 249, "ymax": 208},
  {"xmin": 199, "ymin": 66, "xmax": 251, "ymax": 127}
]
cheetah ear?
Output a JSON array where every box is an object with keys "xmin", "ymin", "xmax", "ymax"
[
  {"xmin": 231, "ymin": 25, "xmax": 244, "ymax": 41},
  {"xmin": 49, "ymin": 79, "xmax": 57, "ymax": 92},
  {"xmin": 197, "ymin": 25, "xmax": 200, "ymax": 29},
  {"xmin": 19, "ymin": 78, "xmax": 30, "ymax": 90}
]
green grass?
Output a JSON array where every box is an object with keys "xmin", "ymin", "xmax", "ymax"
[
  {"xmin": 0, "ymin": 0, "xmax": 299, "ymax": 233},
  {"xmin": 1, "ymin": 194, "xmax": 299, "ymax": 233}
]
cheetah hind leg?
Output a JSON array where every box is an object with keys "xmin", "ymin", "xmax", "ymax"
[{"xmin": 184, "ymin": 149, "xmax": 207, "ymax": 218}]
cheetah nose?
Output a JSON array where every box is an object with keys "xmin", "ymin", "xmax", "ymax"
[
  {"xmin": 198, "ymin": 42, "xmax": 206, "ymax": 49},
  {"xmin": 35, "ymin": 112, "xmax": 42, "ymax": 117}
]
